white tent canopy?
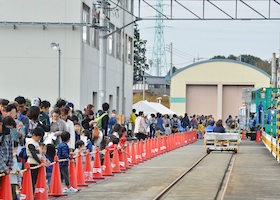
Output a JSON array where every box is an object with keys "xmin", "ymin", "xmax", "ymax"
[{"xmin": 133, "ymin": 100, "xmax": 176, "ymax": 116}]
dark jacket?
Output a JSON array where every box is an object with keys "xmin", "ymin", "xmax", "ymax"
[
  {"xmin": 57, "ymin": 141, "xmax": 70, "ymax": 167},
  {"xmin": 39, "ymin": 111, "xmax": 50, "ymax": 132},
  {"xmin": 45, "ymin": 154, "xmax": 54, "ymax": 173},
  {"xmin": 101, "ymin": 112, "xmax": 109, "ymax": 136},
  {"xmin": 213, "ymin": 126, "xmax": 225, "ymax": 133}
]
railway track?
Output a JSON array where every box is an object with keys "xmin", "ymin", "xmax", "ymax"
[{"xmin": 153, "ymin": 152, "xmax": 236, "ymax": 200}]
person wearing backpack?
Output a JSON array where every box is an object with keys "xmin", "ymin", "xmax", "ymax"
[
  {"xmin": 171, "ymin": 114, "xmax": 179, "ymax": 133},
  {"xmin": 97, "ymin": 103, "xmax": 109, "ymax": 139}
]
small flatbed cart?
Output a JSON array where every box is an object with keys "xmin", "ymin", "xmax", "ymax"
[{"xmin": 204, "ymin": 132, "xmax": 240, "ymax": 154}]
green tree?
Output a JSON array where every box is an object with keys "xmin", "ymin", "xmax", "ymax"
[
  {"xmin": 134, "ymin": 23, "xmax": 149, "ymax": 84},
  {"xmin": 211, "ymin": 54, "xmax": 271, "ymax": 75},
  {"xmin": 211, "ymin": 55, "xmax": 226, "ymax": 59}
]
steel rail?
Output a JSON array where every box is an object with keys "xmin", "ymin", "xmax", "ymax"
[
  {"xmin": 153, "ymin": 153, "xmax": 236, "ymax": 200},
  {"xmin": 152, "ymin": 153, "xmax": 209, "ymax": 200},
  {"xmin": 220, "ymin": 154, "xmax": 237, "ymax": 200}
]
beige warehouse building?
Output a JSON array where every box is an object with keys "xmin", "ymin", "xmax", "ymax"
[{"xmin": 170, "ymin": 59, "xmax": 271, "ymax": 120}]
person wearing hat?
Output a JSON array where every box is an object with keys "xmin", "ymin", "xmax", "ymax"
[{"xmin": 66, "ymin": 102, "xmax": 83, "ymax": 123}]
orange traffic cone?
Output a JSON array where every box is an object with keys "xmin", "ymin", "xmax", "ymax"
[
  {"xmin": 123, "ymin": 144, "xmax": 131, "ymax": 169},
  {"xmin": 146, "ymin": 138, "xmax": 151, "ymax": 160},
  {"xmin": 0, "ymin": 174, "xmax": 12, "ymax": 200},
  {"xmin": 34, "ymin": 160, "xmax": 48, "ymax": 200},
  {"xmin": 111, "ymin": 145, "xmax": 121, "ymax": 173},
  {"xmin": 20, "ymin": 162, "xmax": 34, "ymax": 200},
  {"xmin": 136, "ymin": 141, "xmax": 142, "ymax": 163},
  {"xmin": 84, "ymin": 150, "xmax": 97, "ymax": 183},
  {"xmin": 49, "ymin": 156, "xmax": 67, "ymax": 197},
  {"xmin": 141, "ymin": 139, "xmax": 147, "ymax": 161},
  {"xmin": 241, "ymin": 131, "xmax": 246, "ymax": 140},
  {"xmin": 92, "ymin": 148, "xmax": 105, "ymax": 179},
  {"xmin": 126, "ymin": 142, "xmax": 133, "ymax": 167},
  {"xmin": 76, "ymin": 152, "xmax": 89, "ymax": 187},
  {"xmin": 256, "ymin": 130, "xmax": 261, "ymax": 142},
  {"xmin": 131, "ymin": 140, "xmax": 137, "ymax": 165},
  {"xmin": 119, "ymin": 149, "xmax": 127, "ymax": 171},
  {"xmin": 69, "ymin": 154, "xmax": 79, "ymax": 189},
  {"xmin": 102, "ymin": 147, "xmax": 114, "ymax": 176}
]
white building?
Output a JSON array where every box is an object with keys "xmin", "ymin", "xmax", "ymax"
[{"xmin": 0, "ymin": 0, "xmax": 134, "ymax": 117}]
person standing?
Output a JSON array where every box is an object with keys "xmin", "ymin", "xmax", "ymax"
[
  {"xmin": 100, "ymin": 103, "xmax": 110, "ymax": 138},
  {"xmin": 25, "ymin": 127, "xmax": 48, "ymax": 192},
  {"xmin": 134, "ymin": 111, "xmax": 148, "ymax": 140},
  {"xmin": 57, "ymin": 131, "xmax": 77, "ymax": 193},
  {"xmin": 0, "ymin": 116, "xmax": 13, "ymax": 187},
  {"xmin": 182, "ymin": 113, "xmax": 190, "ymax": 131},
  {"xmin": 129, "ymin": 109, "xmax": 137, "ymax": 139},
  {"xmin": 258, "ymin": 102, "xmax": 263, "ymax": 124},
  {"xmin": 108, "ymin": 110, "xmax": 117, "ymax": 137}
]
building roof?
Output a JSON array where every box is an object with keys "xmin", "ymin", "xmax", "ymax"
[
  {"xmin": 167, "ymin": 59, "xmax": 271, "ymax": 80},
  {"xmin": 145, "ymin": 76, "xmax": 170, "ymax": 85}
]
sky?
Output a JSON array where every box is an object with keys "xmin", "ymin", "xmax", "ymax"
[{"xmin": 135, "ymin": 0, "xmax": 280, "ymax": 74}]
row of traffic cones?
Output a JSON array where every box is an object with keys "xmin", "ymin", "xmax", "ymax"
[{"xmin": 0, "ymin": 132, "xmax": 196, "ymax": 200}]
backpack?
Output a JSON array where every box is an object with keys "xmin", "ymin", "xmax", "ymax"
[
  {"xmin": 172, "ymin": 118, "xmax": 178, "ymax": 128},
  {"xmin": 95, "ymin": 112, "xmax": 108, "ymax": 129}
]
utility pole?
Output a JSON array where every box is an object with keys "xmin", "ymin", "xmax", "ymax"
[
  {"xmin": 170, "ymin": 42, "xmax": 173, "ymax": 77},
  {"xmin": 166, "ymin": 42, "xmax": 173, "ymax": 77},
  {"xmin": 272, "ymin": 53, "xmax": 277, "ymax": 88},
  {"xmin": 143, "ymin": 73, "xmax": 145, "ymax": 100},
  {"xmin": 98, "ymin": 0, "xmax": 108, "ymax": 109}
]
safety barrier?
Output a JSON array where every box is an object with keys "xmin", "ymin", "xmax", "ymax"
[
  {"xmin": 262, "ymin": 131, "xmax": 280, "ymax": 163},
  {"xmin": 0, "ymin": 131, "xmax": 197, "ymax": 200}
]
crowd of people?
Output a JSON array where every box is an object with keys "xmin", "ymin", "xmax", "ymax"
[
  {"xmin": 0, "ymin": 96, "xmax": 127, "ymax": 199},
  {"xmin": 129, "ymin": 111, "xmax": 241, "ymax": 140},
  {"xmin": 0, "ymin": 94, "xmax": 243, "ymax": 199}
]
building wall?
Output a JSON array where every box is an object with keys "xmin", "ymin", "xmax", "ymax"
[
  {"xmin": 170, "ymin": 60, "xmax": 271, "ymax": 119},
  {"xmin": 0, "ymin": 0, "xmax": 134, "ymax": 117}
]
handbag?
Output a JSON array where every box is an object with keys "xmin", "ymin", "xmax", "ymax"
[
  {"xmin": 139, "ymin": 126, "xmax": 145, "ymax": 134},
  {"xmin": 93, "ymin": 126, "xmax": 99, "ymax": 140}
]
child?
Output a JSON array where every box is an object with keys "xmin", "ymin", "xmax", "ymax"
[
  {"xmin": 74, "ymin": 140, "xmax": 85, "ymax": 155},
  {"xmin": 107, "ymin": 136, "xmax": 120, "ymax": 158},
  {"xmin": 74, "ymin": 122, "xmax": 81, "ymax": 143},
  {"xmin": 164, "ymin": 124, "xmax": 172, "ymax": 135},
  {"xmin": 74, "ymin": 140, "xmax": 86, "ymax": 163},
  {"xmin": 25, "ymin": 127, "xmax": 48, "ymax": 192},
  {"xmin": 45, "ymin": 144, "xmax": 56, "ymax": 187},
  {"xmin": 83, "ymin": 130, "xmax": 93, "ymax": 153},
  {"xmin": 10, "ymin": 141, "xmax": 21, "ymax": 200},
  {"xmin": 57, "ymin": 131, "xmax": 77, "ymax": 193},
  {"xmin": 154, "ymin": 127, "xmax": 161, "ymax": 138},
  {"xmin": 120, "ymin": 126, "xmax": 127, "ymax": 147},
  {"xmin": 197, "ymin": 122, "xmax": 204, "ymax": 139}
]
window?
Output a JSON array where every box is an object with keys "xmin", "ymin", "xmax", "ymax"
[
  {"xmin": 124, "ymin": 34, "xmax": 127, "ymax": 63},
  {"xmin": 83, "ymin": 3, "xmax": 90, "ymax": 44},
  {"xmin": 116, "ymin": 29, "xmax": 121, "ymax": 60},
  {"xmin": 91, "ymin": 28, "xmax": 99, "ymax": 49},
  {"xmin": 127, "ymin": 36, "xmax": 132, "ymax": 64},
  {"xmin": 108, "ymin": 23, "xmax": 115, "ymax": 56}
]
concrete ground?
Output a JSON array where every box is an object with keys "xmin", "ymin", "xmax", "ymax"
[{"xmin": 51, "ymin": 139, "xmax": 280, "ymax": 200}]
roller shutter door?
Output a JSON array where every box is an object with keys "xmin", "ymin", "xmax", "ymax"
[{"xmin": 186, "ymin": 85, "xmax": 217, "ymax": 117}]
